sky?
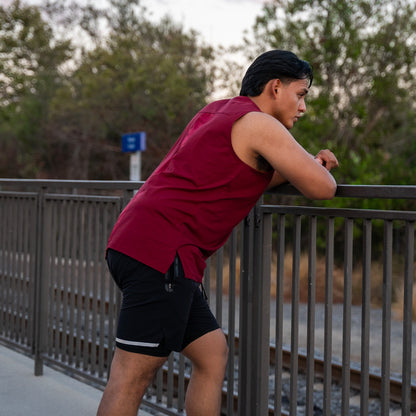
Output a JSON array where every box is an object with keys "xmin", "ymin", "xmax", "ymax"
[
  {"xmin": 139, "ymin": 0, "xmax": 267, "ymax": 47},
  {"xmin": 17, "ymin": 0, "xmax": 268, "ymax": 48}
]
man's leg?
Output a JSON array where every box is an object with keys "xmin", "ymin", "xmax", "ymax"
[
  {"xmin": 182, "ymin": 328, "xmax": 229, "ymax": 416},
  {"xmin": 97, "ymin": 347, "xmax": 167, "ymax": 416}
]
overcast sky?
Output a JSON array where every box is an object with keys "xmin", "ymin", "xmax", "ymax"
[
  {"xmin": 140, "ymin": 0, "xmax": 267, "ymax": 47},
  {"xmin": 16, "ymin": 0, "xmax": 267, "ymax": 47}
]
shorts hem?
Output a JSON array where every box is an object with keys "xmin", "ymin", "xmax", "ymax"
[
  {"xmin": 116, "ymin": 342, "xmax": 171, "ymax": 357},
  {"xmin": 180, "ymin": 323, "xmax": 221, "ymax": 351}
]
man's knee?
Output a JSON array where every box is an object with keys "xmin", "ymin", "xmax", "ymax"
[
  {"xmin": 184, "ymin": 329, "xmax": 229, "ymax": 376},
  {"xmin": 217, "ymin": 336, "xmax": 229, "ymax": 367}
]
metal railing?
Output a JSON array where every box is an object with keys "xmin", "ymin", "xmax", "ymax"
[{"xmin": 0, "ymin": 179, "xmax": 415, "ymax": 415}]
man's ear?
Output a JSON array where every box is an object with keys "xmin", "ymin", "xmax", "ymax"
[{"xmin": 270, "ymin": 78, "xmax": 282, "ymax": 98}]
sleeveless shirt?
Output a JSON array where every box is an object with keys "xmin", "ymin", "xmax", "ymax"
[{"xmin": 107, "ymin": 96, "xmax": 273, "ymax": 283}]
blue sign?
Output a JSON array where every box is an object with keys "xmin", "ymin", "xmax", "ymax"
[{"xmin": 121, "ymin": 131, "xmax": 146, "ymax": 153}]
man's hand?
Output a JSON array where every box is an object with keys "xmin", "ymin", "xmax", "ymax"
[{"xmin": 314, "ymin": 149, "xmax": 339, "ymax": 171}]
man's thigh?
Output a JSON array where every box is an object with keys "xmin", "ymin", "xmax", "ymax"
[
  {"xmin": 182, "ymin": 328, "xmax": 228, "ymax": 369},
  {"xmin": 109, "ymin": 347, "xmax": 167, "ymax": 384}
]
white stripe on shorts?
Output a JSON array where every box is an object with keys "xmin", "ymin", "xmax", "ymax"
[{"xmin": 116, "ymin": 337, "xmax": 160, "ymax": 348}]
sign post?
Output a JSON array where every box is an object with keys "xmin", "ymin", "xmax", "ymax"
[{"xmin": 121, "ymin": 131, "xmax": 146, "ymax": 181}]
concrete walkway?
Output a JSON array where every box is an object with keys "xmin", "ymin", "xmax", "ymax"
[{"xmin": 0, "ymin": 344, "xmax": 154, "ymax": 416}]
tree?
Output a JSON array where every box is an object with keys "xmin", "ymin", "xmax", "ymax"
[
  {"xmin": 44, "ymin": 0, "xmax": 216, "ymax": 179},
  {"xmin": 0, "ymin": 0, "xmax": 72, "ymax": 177},
  {"xmin": 241, "ymin": 0, "xmax": 416, "ymax": 261},
  {"xmin": 0, "ymin": 0, "xmax": 216, "ymax": 179},
  {"xmin": 246, "ymin": 0, "xmax": 416, "ymax": 190}
]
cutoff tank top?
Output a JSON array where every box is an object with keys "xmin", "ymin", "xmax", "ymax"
[{"xmin": 107, "ymin": 96, "xmax": 273, "ymax": 282}]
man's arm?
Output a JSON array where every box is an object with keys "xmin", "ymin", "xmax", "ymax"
[
  {"xmin": 232, "ymin": 112, "xmax": 339, "ymax": 200},
  {"xmin": 266, "ymin": 149, "xmax": 339, "ymax": 190},
  {"xmin": 266, "ymin": 170, "xmax": 288, "ymax": 190}
]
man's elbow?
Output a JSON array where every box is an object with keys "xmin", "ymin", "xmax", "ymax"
[{"xmin": 305, "ymin": 181, "xmax": 337, "ymax": 200}]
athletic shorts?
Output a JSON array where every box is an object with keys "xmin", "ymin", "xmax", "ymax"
[{"xmin": 106, "ymin": 249, "xmax": 220, "ymax": 357}]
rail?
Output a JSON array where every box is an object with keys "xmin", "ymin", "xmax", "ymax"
[{"xmin": 0, "ymin": 179, "xmax": 415, "ymax": 415}]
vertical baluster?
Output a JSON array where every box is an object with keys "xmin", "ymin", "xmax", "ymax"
[
  {"xmin": 104, "ymin": 203, "xmax": 115, "ymax": 377},
  {"xmin": 98, "ymin": 204, "xmax": 106, "ymax": 378},
  {"xmin": 274, "ymin": 214, "xmax": 285, "ymax": 415},
  {"xmin": 62, "ymin": 200, "xmax": 71, "ymax": 365},
  {"xmin": 51, "ymin": 200, "xmax": 60, "ymax": 360},
  {"xmin": 6, "ymin": 196, "xmax": 11, "ymax": 338},
  {"xmin": 10, "ymin": 196, "xmax": 17, "ymax": 339},
  {"xmin": 227, "ymin": 229, "xmax": 237, "ymax": 416},
  {"xmin": 68, "ymin": 200, "xmax": 78, "ymax": 365},
  {"xmin": 45, "ymin": 197, "xmax": 54, "ymax": 357},
  {"xmin": 56, "ymin": 199, "xmax": 65, "ymax": 361},
  {"xmin": 401, "ymin": 221, "xmax": 414, "ymax": 415},
  {"xmin": 28, "ymin": 195, "xmax": 37, "ymax": 349},
  {"xmin": 216, "ymin": 247, "xmax": 224, "ymax": 327},
  {"xmin": 166, "ymin": 353, "xmax": 174, "ymax": 408},
  {"xmin": 21, "ymin": 197, "xmax": 30, "ymax": 345},
  {"xmin": 75, "ymin": 201, "xmax": 86, "ymax": 368},
  {"xmin": 381, "ymin": 220, "xmax": 393, "ymax": 415},
  {"xmin": 83, "ymin": 202, "xmax": 93, "ymax": 372},
  {"xmin": 323, "ymin": 217, "xmax": 334, "ymax": 416},
  {"xmin": 90, "ymin": 201, "xmax": 99, "ymax": 375},
  {"xmin": 255, "ymin": 210, "xmax": 271, "ymax": 416},
  {"xmin": 360, "ymin": 219, "xmax": 372, "ymax": 416},
  {"xmin": 155, "ymin": 365, "xmax": 163, "ymax": 404},
  {"xmin": 177, "ymin": 353, "xmax": 186, "ymax": 412},
  {"xmin": 15, "ymin": 196, "xmax": 23, "ymax": 342},
  {"xmin": 290, "ymin": 215, "xmax": 301, "ymax": 416},
  {"xmin": 306, "ymin": 216, "xmax": 317, "ymax": 416},
  {"xmin": 342, "ymin": 218, "xmax": 353, "ymax": 416},
  {"xmin": 0, "ymin": 196, "xmax": 7, "ymax": 337}
]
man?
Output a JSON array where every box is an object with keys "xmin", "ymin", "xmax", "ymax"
[{"xmin": 97, "ymin": 50, "xmax": 338, "ymax": 416}]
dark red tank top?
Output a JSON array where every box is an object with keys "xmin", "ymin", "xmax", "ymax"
[{"xmin": 107, "ymin": 96, "xmax": 273, "ymax": 282}]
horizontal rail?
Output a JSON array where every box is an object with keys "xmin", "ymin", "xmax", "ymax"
[
  {"xmin": 0, "ymin": 179, "xmax": 144, "ymax": 190},
  {"xmin": 269, "ymin": 183, "xmax": 416, "ymax": 199},
  {"xmin": 261, "ymin": 204, "xmax": 416, "ymax": 221},
  {"xmin": 2, "ymin": 179, "xmax": 416, "ymax": 199}
]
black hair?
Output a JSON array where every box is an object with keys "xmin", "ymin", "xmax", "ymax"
[{"xmin": 239, "ymin": 50, "xmax": 313, "ymax": 96}]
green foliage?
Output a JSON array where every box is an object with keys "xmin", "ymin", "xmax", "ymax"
[
  {"xmin": 0, "ymin": 0, "xmax": 72, "ymax": 177},
  {"xmin": 0, "ymin": 0, "xmax": 215, "ymax": 179},
  {"xmin": 251, "ymin": 0, "xmax": 416, "ymax": 258},
  {"xmin": 248, "ymin": 0, "xmax": 416, "ymax": 196}
]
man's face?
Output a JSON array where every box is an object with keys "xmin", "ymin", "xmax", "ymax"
[{"xmin": 273, "ymin": 78, "xmax": 309, "ymax": 130}]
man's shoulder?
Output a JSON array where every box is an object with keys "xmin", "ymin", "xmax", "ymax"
[
  {"xmin": 232, "ymin": 111, "xmax": 288, "ymax": 148},
  {"xmin": 203, "ymin": 96, "xmax": 260, "ymax": 114}
]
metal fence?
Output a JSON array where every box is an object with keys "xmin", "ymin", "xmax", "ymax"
[{"xmin": 0, "ymin": 179, "xmax": 415, "ymax": 415}]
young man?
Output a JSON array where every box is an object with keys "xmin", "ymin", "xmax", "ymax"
[{"xmin": 97, "ymin": 50, "xmax": 338, "ymax": 416}]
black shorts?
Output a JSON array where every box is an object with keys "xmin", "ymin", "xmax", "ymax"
[{"xmin": 106, "ymin": 249, "xmax": 220, "ymax": 357}]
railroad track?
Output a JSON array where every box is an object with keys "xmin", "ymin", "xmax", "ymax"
[{"xmin": 142, "ymin": 333, "xmax": 416, "ymax": 415}]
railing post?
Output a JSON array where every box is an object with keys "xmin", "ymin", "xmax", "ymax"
[
  {"xmin": 33, "ymin": 185, "xmax": 47, "ymax": 376},
  {"xmin": 238, "ymin": 202, "xmax": 272, "ymax": 416},
  {"xmin": 253, "ymin": 208, "xmax": 272, "ymax": 415},
  {"xmin": 238, "ymin": 208, "xmax": 255, "ymax": 415},
  {"xmin": 401, "ymin": 221, "xmax": 414, "ymax": 413}
]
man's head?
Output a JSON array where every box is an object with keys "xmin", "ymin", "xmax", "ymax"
[{"xmin": 239, "ymin": 50, "xmax": 313, "ymax": 97}]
